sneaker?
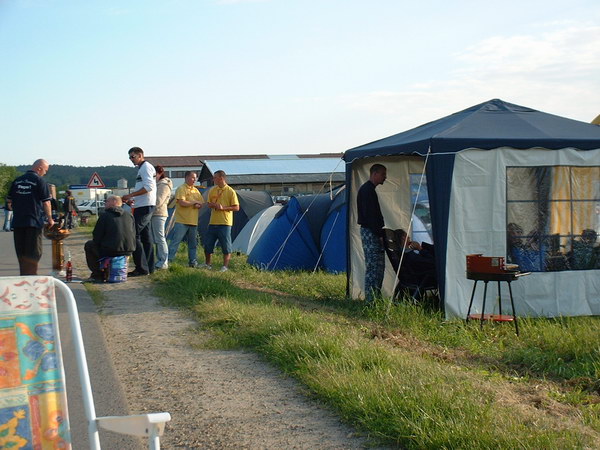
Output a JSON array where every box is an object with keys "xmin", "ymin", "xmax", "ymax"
[
  {"xmin": 189, "ymin": 261, "xmax": 198, "ymax": 268},
  {"xmin": 219, "ymin": 266, "xmax": 228, "ymax": 272},
  {"xmin": 198, "ymin": 263, "xmax": 212, "ymax": 270}
]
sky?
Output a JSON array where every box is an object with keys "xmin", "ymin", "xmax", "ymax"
[{"xmin": 1, "ymin": 0, "xmax": 599, "ymax": 167}]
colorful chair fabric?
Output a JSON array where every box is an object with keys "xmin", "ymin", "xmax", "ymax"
[{"xmin": 0, "ymin": 276, "xmax": 170, "ymax": 449}]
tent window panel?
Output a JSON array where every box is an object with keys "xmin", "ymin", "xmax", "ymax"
[
  {"xmin": 409, "ymin": 174, "xmax": 432, "ymax": 243},
  {"xmin": 507, "ymin": 203, "xmax": 538, "ymax": 237},
  {"xmin": 507, "ymin": 165, "xmax": 600, "ymax": 273},
  {"xmin": 507, "ymin": 167, "xmax": 540, "ymax": 201},
  {"xmin": 571, "ymin": 167, "xmax": 600, "ymax": 200},
  {"xmin": 551, "ymin": 167, "xmax": 571, "ymax": 200}
]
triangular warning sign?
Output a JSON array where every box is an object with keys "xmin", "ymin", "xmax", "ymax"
[{"xmin": 87, "ymin": 172, "xmax": 106, "ymax": 188}]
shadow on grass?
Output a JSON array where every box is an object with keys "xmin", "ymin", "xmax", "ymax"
[{"xmin": 153, "ymin": 264, "xmax": 600, "ymax": 395}]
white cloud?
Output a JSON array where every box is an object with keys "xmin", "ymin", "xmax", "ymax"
[
  {"xmin": 456, "ymin": 25, "xmax": 600, "ymax": 77},
  {"xmin": 343, "ymin": 24, "xmax": 600, "ymax": 126}
]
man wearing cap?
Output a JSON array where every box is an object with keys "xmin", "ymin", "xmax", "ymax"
[
  {"xmin": 122, "ymin": 146, "xmax": 156, "ymax": 276},
  {"xmin": 7, "ymin": 159, "xmax": 55, "ymax": 275}
]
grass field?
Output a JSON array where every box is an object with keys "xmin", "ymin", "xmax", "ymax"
[{"xmin": 152, "ymin": 251, "xmax": 600, "ymax": 448}]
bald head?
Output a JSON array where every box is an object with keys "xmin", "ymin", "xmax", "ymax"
[
  {"xmin": 32, "ymin": 159, "xmax": 50, "ymax": 177},
  {"xmin": 106, "ymin": 195, "xmax": 123, "ymax": 208}
]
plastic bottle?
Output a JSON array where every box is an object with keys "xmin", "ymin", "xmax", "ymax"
[{"xmin": 66, "ymin": 251, "xmax": 73, "ymax": 283}]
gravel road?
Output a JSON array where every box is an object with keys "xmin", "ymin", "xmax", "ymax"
[{"xmin": 69, "ymin": 232, "xmax": 373, "ymax": 449}]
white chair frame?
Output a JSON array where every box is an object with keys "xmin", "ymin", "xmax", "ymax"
[
  {"xmin": 54, "ymin": 277, "xmax": 171, "ymax": 449},
  {"xmin": 0, "ymin": 276, "xmax": 170, "ymax": 449}
]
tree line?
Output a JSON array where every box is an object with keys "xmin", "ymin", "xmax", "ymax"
[{"xmin": 0, "ymin": 164, "xmax": 137, "ymax": 202}]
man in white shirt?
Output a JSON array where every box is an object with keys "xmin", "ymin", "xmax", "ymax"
[{"xmin": 122, "ymin": 147, "xmax": 157, "ymax": 276}]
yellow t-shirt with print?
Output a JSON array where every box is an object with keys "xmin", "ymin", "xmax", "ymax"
[
  {"xmin": 208, "ymin": 184, "xmax": 239, "ymax": 226},
  {"xmin": 174, "ymin": 183, "xmax": 204, "ymax": 226}
]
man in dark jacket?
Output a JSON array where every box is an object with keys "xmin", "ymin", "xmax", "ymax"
[
  {"xmin": 84, "ymin": 195, "xmax": 136, "ymax": 281},
  {"xmin": 396, "ymin": 228, "xmax": 436, "ymax": 288},
  {"xmin": 62, "ymin": 190, "xmax": 78, "ymax": 229}
]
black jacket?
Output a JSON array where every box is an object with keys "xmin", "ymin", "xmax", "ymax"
[
  {"xmin": 93, "ymin": 206, "xmax": 136, "ymax": 257},
  {"xmin": 400, "ymin": 242, "xmax": 437, "ymax": 287},
  {"xmin": 63, "ymin": 196, "xmax": 78, "ymax": 213}
]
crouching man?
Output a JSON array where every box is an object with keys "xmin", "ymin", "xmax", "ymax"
[{"xmin": 84, "ymin": 195, "xmax": 136, "ymax": 282}]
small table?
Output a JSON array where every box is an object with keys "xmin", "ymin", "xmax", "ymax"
[{"xmin": 465, "ymin": 271, "xmax": 529, "ymax": 335}]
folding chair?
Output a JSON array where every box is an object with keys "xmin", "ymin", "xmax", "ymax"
[{"xmin": 0, "ymin": 276, "xmax": 171, "ymax": 449}]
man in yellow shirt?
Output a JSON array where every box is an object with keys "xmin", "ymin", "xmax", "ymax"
[
  {"xmin": 201, "ymin": 170, "xmax": 239, "ymax": 271},
  {"xmin": 167, "ymin": 171, "xmax": 204, "ymax": 267}
]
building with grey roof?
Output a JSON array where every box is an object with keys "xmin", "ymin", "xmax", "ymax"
[{"xmin": 145, "ymin": 154, "xmax": 344, "ymax": 195}]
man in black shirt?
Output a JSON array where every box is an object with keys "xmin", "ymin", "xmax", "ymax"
[
  {"xmin": 356, "ymin": 163, "xmax": 387, "ymax": 302},
  {"xmin": 7, "ymin": 159, "xmax": 54, "ymax": 275}
]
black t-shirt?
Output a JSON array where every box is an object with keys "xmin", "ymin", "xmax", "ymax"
[
  {"xmin": 7, "ymin": 170, "xmax": 52, "ymax": 228},
  {"xmin": 357, "ymin": 180, "xmax": 384, "ymax": 236}
]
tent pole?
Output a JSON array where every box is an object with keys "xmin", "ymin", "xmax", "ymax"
[
  {"xmin": 345, "ymin": 160, "xmax": 352, "ymax": 299},
  {"xmin": 390, "ymin": 146, "xmax": 432, "ymax": 305}
]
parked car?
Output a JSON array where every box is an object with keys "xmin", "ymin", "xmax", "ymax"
[
  {"xmin": 78, "ymin": 200, "xmax": 105, "ymax": 215},
  {"xmin": 274, "ymin": 195, "xmax": 290, "ymax": 204}
]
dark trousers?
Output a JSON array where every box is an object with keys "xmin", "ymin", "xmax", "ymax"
[
  {"xmin": 132, "ymin": 206, "xmax": 155, "ymax": 274},
  {"xmin": 65, "ymin": 211, "xmax": 75, "ymax": 229},
  {"xmin": 84, "ymin": 240, "xmax": 103, "ymax": 279},
  {"xmin": 13, "ymin": 227, "xmax": 43, "ymax": 275}
]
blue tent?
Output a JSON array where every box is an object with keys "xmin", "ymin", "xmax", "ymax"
[
  {"xmin": 248, "ymin": 189, "xmax": 346, "ymax": 272},
  {"xmin": 320, "ymin": 189, "xmax": 347, "ymax": 273},
  {"xmin": 344, "ymin": 99, "xmax": 600, "ymax": 318}
]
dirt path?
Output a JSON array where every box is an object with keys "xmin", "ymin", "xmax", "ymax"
[{"xmin": 67, "ymin": 233, "xmax": 372, "ymax": 449}]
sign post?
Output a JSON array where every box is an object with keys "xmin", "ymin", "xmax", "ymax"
[
  {"xmin": 87, "ymin": 173, "xmax": 106, "ymax": 216},
  {"xmin": 87, "ymin": 172, "xmax": 105, "ymax": 189}
]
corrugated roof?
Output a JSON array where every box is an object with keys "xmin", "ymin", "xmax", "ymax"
[
  {"xmin": 145, "ymin": 153, "xmax": 343, "ymax": 167},
  {"xmin": 227, "ymin": 173, "xmax": 345, "ymax": 184},
  {"xmin": 203, "ymin": 157, "xmax": 344, "ymax": 176},
  {"xmin": 145, "ymin": 156, "xmax": 205, "ymax": 167}
]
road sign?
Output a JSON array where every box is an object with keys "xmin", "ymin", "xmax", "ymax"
[{"xmin": 87, "ymin": 172, "xmax": 106, "ymax": 188}]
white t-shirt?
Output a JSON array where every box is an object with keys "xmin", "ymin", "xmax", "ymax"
[{"xmin": 134, "ymin": 160, "xmax": 156, "ymax": 207}]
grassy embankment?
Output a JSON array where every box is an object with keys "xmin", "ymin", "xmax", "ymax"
[{"xmin": 152, "ymin": 249, "xmax": 599, "ymax": 448}]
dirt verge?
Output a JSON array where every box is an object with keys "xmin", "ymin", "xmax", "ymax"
[{"xmin": 68, "ymin": 232, "xmax": 372, "ymax": 449}]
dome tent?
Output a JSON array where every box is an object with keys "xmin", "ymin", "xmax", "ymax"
[
  {"xmin": 248, "ymin": 188, "xmax": 346, "ymax": 273},
  {"xmin": 231, "ymin": 204, "xmax": 282, "ymax": 255}
]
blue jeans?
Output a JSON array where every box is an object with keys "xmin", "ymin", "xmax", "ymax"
[
  {"xmin": 203, "ymin": 225, "xmax": 232, "ymax": 254},
  {"xmin": 152, "ymin": 215, "xmax": 168, "ymax": 269},
  {"xmin": 361, "ymin": 227, "xmax": 384, "ymax": 302},
  {"xmin": 168, "ymin": 222, "xmax": 198, "ymax": 265},
  {"xmin": 3, "ymin": 209, "xmax": 12, "ymax": 231}
]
